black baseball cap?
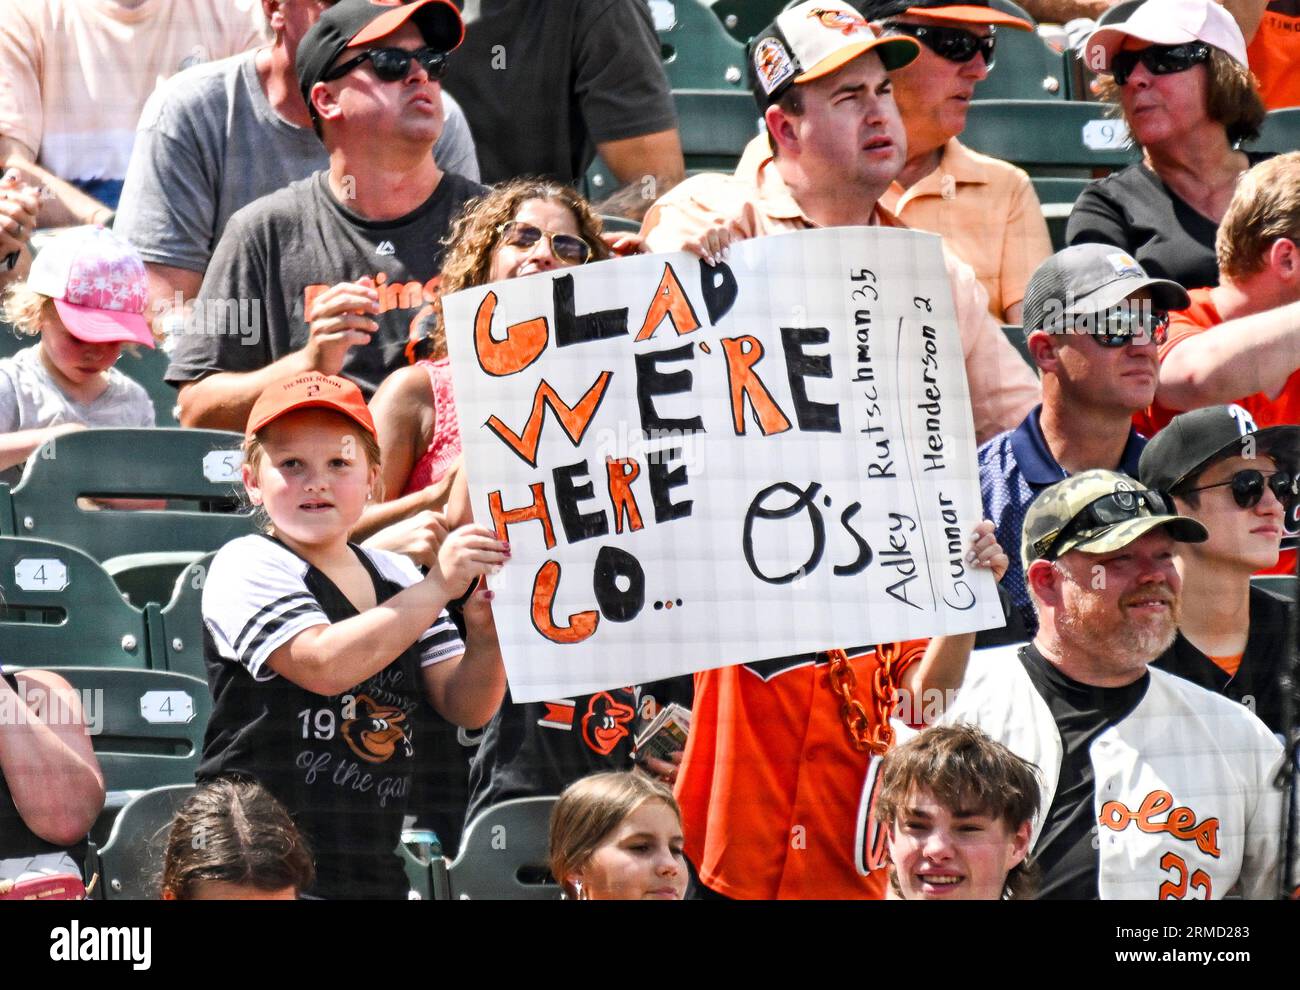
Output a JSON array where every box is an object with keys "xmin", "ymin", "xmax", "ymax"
[
  {"xmin": 1021, "ymin": 243, "xmax": 1190, "ymax": 334},
  {"xmin": 749, "ymin": 0, "xmax": 919, "ymax": 109},
  {"xmin": 854, "ymin": 0, "xmax": 1033, "ymax": 29},
  {"xmin": 296, "ymin": 0, "xmax": 464, "ymax": 109},
  {"xmin": 1139, "ymin": 404, "xmax": 1300, "ymax": 494}
]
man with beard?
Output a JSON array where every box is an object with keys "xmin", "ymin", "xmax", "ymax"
[{"xmin": 938, "ymin": 469, "xmax": 1289, "ymax": 899}]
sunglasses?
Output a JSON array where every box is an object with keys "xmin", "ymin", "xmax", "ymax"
[
  {"xmin": 885, "ymin": 23, "xmax": 996, "ymax": 68},
  {"xmin": 1062, "ymin": 308, "xmax": 1170, "ymax": 347},
  {"xmin": 496, "ymin": 221, "xmax": 592, "ymax": 266},
  {"xmin": 322, "ymin": 46, "xmax": 448, "ymax": 84},
  {"xmin": 1178, "ymin": 469, "xmax": 1300, "ymax": 510},
  {"xmin": 1110, "ymin": 43, "xmax": 1211, "ymax": 86},
  {"xmin": 1033, "ymin": 489, "xmax": 1173, "ymax": 561}
]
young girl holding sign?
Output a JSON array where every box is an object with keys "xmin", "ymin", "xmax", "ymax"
[{"xmin": 197, "ymin": 372, "xmax": 509, "ymax": 899}]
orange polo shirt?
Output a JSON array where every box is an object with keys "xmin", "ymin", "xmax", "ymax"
[
  {"xmin": 1247, "ymin": 1, "xmax": 1300, "ymax": 110},
  {"xmin": 880, "ymin": 138, "xmax": 1052, "ymax": 322},
  {"xmin": 676, "ymin": 640, "xmax": 926, "ymax": 900}
]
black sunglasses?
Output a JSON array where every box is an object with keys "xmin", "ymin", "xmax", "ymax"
[
  {"xmin": 322, "ymin": 46, "xmax": 448, "ymax": 84},
  {"xmin": 885, "ymin": 23, "xmax": 996, "ymax": 68},
  {"xmin": 496, "ymin": 221, "xmax": 592, "ymax": 266},
  {"xmin": 1110, "ymin": 43, "xmax": 1211, "ymax": 86},
  {"xmin": 1034, "ymin": 489, "xmax": 1174, "ymax": 561},
  {"xmin": 1178, "ymin": 469, "xmax": 1300, "ymax": 510},
  {"xmin": 1063, "ymin": 308, "xmax": 1170, "ymax": 347}
]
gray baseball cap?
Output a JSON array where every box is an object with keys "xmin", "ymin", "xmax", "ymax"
[{"xmin": 1021, "ymin": 244, "xmax": 1190, "ymax": 334}]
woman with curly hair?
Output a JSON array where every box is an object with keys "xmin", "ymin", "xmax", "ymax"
[
  {"xmin": 1066, "ymin": 0, "xmax": 1269, "ymax": 290},
  {"xmin": 357, "ymin": 179, "xmax": 622, "ymax": 539}
]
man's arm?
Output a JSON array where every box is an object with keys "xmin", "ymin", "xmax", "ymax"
[
  {"xmin": 144, "ymin": 263, "xmax": 204, "ymax": 340},
  {"xmin": 0, "ymin": 670, "xmax": 105, "ymax": 846},
  {"xmin": 593, "ymin": 129, "xmax": 686, "ymax": 221},
  {"xmin": 0, "ymin": 140, "xmax": 113, "ymax": 228},
  {"xmin": 1223, "ymin": 0, "xmax": 1268, "ymax": 43},
  {"xmin": 1156, "ymin": 300, "xmax": 1300, "ymax": 412}
]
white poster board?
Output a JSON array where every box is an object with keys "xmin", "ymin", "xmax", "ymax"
[{"xmin": 443, "ymin": 226, "xmax": 1002, "ymax": 702}]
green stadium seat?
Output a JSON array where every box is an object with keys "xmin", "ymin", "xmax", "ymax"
[
  {"xmin": 587, "ymin": 88, "xmax": 761, "ymax": 200},
  {"xmin": 445, "ymin": 796, "xmax": 559, "ymax": 899},
  {"xmin": 1251, "ymin": 109, "xmax": 1300, "ymax": 155},
  {"xmin": 977, "ymin": 1, "xmax": 1067, "ymax": 101},
  {"xmin": 27, "ymin": 666, "xmax": 210, "ymax": 793},
  {"xmin": 962, "ymin": 99, "xmax": 1139, "ymax": 175},
  {"xmin": 91, "ymin": 783, "xmax": 194, "ymax": 900},
  {"xmin": 658, "ymin": 0, "xmax": 747, "ymax": 90},
  {"xmin": 0, "ymin": 536, "xmax": 149, "ymax": 668},
  {"xmin": 707, "ymin": 0, "xmax": 783, "ymax": 44},
  {"xmin": 0, "ymin": 428, "xmax": 255, "ymax": 604},
  {"xmin": 1031, "ymin": 176, "xmax": 1090, "ymax": 251},
  {"xmin": 1251, "ymin": 574, "xmax": 1297, "ymax": 599},
  {"xmin": 144, "ymin": 552, "xmax": 216, "ymax": 680}
]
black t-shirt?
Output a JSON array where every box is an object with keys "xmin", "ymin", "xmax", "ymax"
[
  {"xmin": 168, "ymin": 169, "xmax": 484, "ymax": 398},
  {"xmin": 1066, "ymin": 153, "xmax": 1273, "ymax": 291},
  {"xmin": 1153, "ymin": 584, "xmax": 1294, "ymax": 734},
  {"xmin": 443, "ymin": 0, "xmax": 677, "ymax": 183},
  {"xmin": 1017, "ymin": 645, "xmax": 1149, "ymax": 900},
  {"xmin": 0, "ymin": 672, "xmax": 88, "ymax": 868},
  {"xmin": 198, "ymin": 535, "xmax": 465, "ymax": 899},
  {"xmin": 464, "ymin": 675, "xmax": 693, "ymax": 827}
]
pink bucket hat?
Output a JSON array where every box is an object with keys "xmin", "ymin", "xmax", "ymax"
[{"xmin": 25, "ymin": 226, "xmax": 155, "ymax": 348}]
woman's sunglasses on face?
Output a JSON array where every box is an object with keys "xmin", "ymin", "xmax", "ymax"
[
  {"xmin": 496, "ymin": 221, "xmax": 592, "ymax": 266},
  {"xmin": 1179, "ymin": 469, "xmax": 1300, "ymax": 510},
  {"xmin": 885, "ymin": 22, "xmax": 997, "ymax": 68},
  {"xmin": 1109, "ymin": 42, "xmax": 1211, "ymax": 87},
  {"xmin": 323, "ymin": 46, "xmax": 448, "ymax": 84}
]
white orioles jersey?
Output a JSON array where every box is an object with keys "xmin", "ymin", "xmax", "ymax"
[{"xmin": 941, "ymin": 644, "xmax": 1287, "ymax": 900}]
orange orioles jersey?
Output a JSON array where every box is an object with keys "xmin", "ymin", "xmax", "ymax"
[{"xmin": 675, "ymin": 640, "xmax": 926, "ymax": 899}]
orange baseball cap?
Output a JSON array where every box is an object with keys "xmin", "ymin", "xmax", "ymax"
[{"xmin": 246, "ymin": 373, "xmax": 377, "ymax": 439}]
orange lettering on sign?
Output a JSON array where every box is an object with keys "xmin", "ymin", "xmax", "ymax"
[
  {"xmin": 605, "ymin": 456, "xmax": 644, "ymax": 535},
  {"xmin": 721, "ymin": 335, "xmax": 792, "ymax": 436},
  {"xmin": 488, "ymin": 483, "xmax": 556, "ymax": 549},
  {"xmin": 1098, "ymin": 790, "xmax": 1221, "ymax": 857},
  {"xmin": 531, "ymin": 560, "xmax": 598, "ymax": 644},
  {"xmin": 485, "ymin": 372, "xmax": 612, "ymax": 468},
  {"xmin": 635, "ymin": 263, "xmax": 701, "ymax": 341},
  {"xmin": 473, "ymin": 290, "xmax": 549, "ymax": 377}
]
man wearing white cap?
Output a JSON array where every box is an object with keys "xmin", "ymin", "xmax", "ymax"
[
  {"xmin": 1067, "ymin": 0, "xmax": 1268, "ymax": 291},
  {"xmin": 0, "ymin": 227, "xmax": 156, "ymax": 483},
  {"xmin": 640, "ymin": 0, "xmax": 1040, "ymax": 445}
]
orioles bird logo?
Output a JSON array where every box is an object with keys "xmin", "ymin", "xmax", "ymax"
[
  {"xmin": 581, "ymin": 692, "xmax": 635, "ymax": 756},
  {"xmin": 809, "ymin": 7, "xmax": 870, "ymax": 34},
  {"xmin": 341, "ymin": 694, "xmax": 413, "ymax": 764}
]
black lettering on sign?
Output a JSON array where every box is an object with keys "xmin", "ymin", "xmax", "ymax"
[
  {"xmin": 634, "ymin": 343, "xmax": 706, "ymax": 435},
  {"xmin": 743, "ymin": 482, "xmax": 825, "ymax": 584},
  {"xmin": 593, "ymin": 545, "xmax": 646, "ymax": 622},
  {"xmin": 699, "ymin": 258, "xmax": 738, "ymax": 324},
  {"xmin": 552, "ymin": 459, "xmax": 609, "ymax": 543},
  {"xmin": 553, "ymin": 273, "xmax": 628, "ymax": 347},
  {"xmin": 647, "ymin": 446, "xmax": 693, "ymax": 523},
  {"xmin": 780, "ymin": 326, "xmax": 841, "ymax": 432}
]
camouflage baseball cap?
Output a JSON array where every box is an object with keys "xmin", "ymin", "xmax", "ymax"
[{"xmin": 1021, "ymin": 469, "xmax": 1208, "ymax": 572}]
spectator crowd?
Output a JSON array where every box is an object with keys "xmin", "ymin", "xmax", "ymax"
[{"xmin": 1, "ymin": 0, "xmax": 1299, "ymax": 902}]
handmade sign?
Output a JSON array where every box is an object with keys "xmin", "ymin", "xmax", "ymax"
[{"xmin": 443, "ymin": 226, "xmax": 1002, "ymax": 702}]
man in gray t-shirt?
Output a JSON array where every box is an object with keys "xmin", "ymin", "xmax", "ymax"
[
  {"xmin": 115, "ymin": 0, "xmax": 479, "ymax": 338},
  {"xmin": 168, "ymin": 0, "xmax": 484, "ymax": 432}
]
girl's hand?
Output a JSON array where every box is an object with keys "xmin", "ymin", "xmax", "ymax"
[
  {"xmin": 681, "ymin": 217, "xmax": 747, "ymax": 266},
  {"xmin": 433, "ymin": 524, "xmax": 509, "ymax": 597},
  {"xmin": 461, "ymin": 584, "xmax": 498, "ymax": 633},
  {"xmin": 966, "ymin": 520, "xmax": 1008, "ymax": 584}
]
